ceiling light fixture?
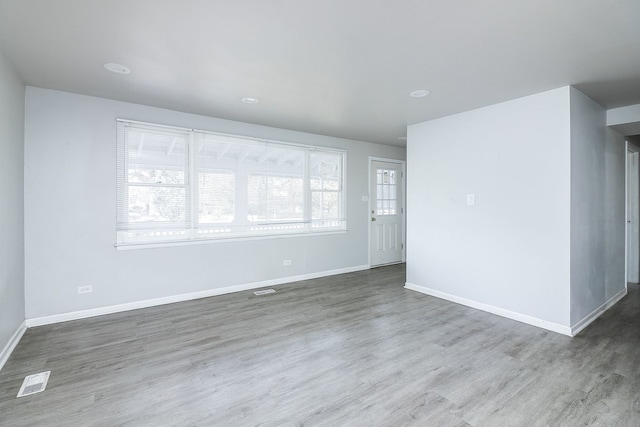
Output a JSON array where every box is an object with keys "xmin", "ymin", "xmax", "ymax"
[
  {"xmin": 398, "ymin": 136, "xmax": 407, "ymax": 140},
  {"xmin": 409, "ymin": 89, "xmax": 430, "ymax": 98},
  {"xmin": 104, "ymin": 63, "xmax": 131, "ymax": 75},
  {"xmin": 241, "ymin": 97, "xmax": 260, "ymax": 104}
]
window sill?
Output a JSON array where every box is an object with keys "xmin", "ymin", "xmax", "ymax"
[{"xmin": 115, "ymin": 230, "xmax": 348, "ymax": 251}]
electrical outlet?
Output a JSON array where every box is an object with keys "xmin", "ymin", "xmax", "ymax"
[
  {"xmin": 283, "ymin": 259, "xmax": 292, "ymax": 266},
  {"xmin": 77, "ymin": 285, "xmax": 93, "ymax": 294}
]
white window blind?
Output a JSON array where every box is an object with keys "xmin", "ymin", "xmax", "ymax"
[
  {"xmin": 116, "ymin": 120, "xmax": 346, "ymax": 245},
  {"xmin": 310, "ymin": 151, "xmax": 344, "ymax": 229},
  {"xmin": 116, "ymin": 122, "xmax": 191, "ymax": 242}
]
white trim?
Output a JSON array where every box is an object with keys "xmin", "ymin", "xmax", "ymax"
[
  {"xmin": 0, "ymin": 321, "xmax": 27, "ymax": 372},
  {"xmin": 368, "ymin": 156, "xmax": 406, "ymax": 164},
  {"xmin": 116, "ymin": 117, "xmax": 192, "ymax": 132},
  {"xmin": 115, "ymin": 230, "xmax": 347, "ymax": 251},
  {"xmin": 570, "ymin": 288, "xmax": 627, "ymax": 336},
  {"xmin": 404, "ymin": 282, "xmax": 572, "ymax": 336},
  {"xmin": 626, "ymin": 140, "xmax": 629, "ymax": 288},
  {"xmin": 26, "ymin": 265, "xmax": 369, "ymax": 327}
]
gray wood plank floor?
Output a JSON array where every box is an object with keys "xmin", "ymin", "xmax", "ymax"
[{"xmin": 1, "ymin": 264, "xmax": 640, "ymax": 426}]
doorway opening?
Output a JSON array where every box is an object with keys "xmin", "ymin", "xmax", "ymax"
[{"xmin": 627, "ymin": 143, "xmax": 639, "ymax": 284}]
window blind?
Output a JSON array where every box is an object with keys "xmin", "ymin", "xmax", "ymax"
[{"xmin": 116, "ymin": 119, "xmax": 346, "ymax": 245}]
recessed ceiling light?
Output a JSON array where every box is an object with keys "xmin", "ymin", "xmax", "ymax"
[
  {"xmin": 104, "ymin": 63, "xmax": 131, "ymax": 75},
  {"xmin": 409, "ymin": 89, "xmax": 430, "ymax": 98},
  {"xmin": 398, "ymin": 136, "xmax": 407, "ymax": 140},
  {"xmin": 241, "ymin": 97, "xmax": 260, "ymax": 104}
]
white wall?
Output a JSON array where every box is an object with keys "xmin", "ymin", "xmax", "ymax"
[
  {"xmin": 569, "ymin": 89, "xmax": 627, "ymax": 326},
  {"xmin": 406, "ymin": 87, "xmax": 572, "ymax": 327},
  {"xmin": 0, "ymin": 50, "xmax": 25, "ymax": 351},
  {"xmin": 607, "ymin": 103, "xmax": 640, "ymax": 127},
  {"xmin": 406, "ymin": 86, "xmax": 627, "ymax": 333},
  {"xmin": 24, "ymin": 87, "xmax": 405, "ymax": 319},
  {"xmin": 569, "ymin": 88, "xmax": 607, "ymax": 324}
]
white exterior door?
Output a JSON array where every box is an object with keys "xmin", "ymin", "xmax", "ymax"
[{"xmin": 370, "ymin": 160, "xmax": 404, "ymax": 266}]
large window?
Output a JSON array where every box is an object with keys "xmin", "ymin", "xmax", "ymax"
[{"xmin": 116, "ymin": 120, "xmax": 346, "ymax": 245}]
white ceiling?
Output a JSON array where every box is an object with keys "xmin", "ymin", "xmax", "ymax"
[{"xmin": 1, "ymin": 0, "xmax": 639, "ymax": 145}]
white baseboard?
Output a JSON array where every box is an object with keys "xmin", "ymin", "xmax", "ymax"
[
  {"xmin": 0, "ymin": 321, "xmax": 27, "ymax": 372},
  {"xmin": 404, "ymin": 282, "xmax": 573, "ymax": 336},
  {"xmin": 26, "ymin": 265, "xmax": 370, "ymax": 327},
  {"xmin": 570, "ymin": 287, "xmax": 627, "ymax": 336}
]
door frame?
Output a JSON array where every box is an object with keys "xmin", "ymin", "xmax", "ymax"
[
  {"xmin": 368, "ymin": 156, "xmax": 407, "ymax": 267},
  {"xmin": 626, "ymin": 141, "xmax": 640, "ymax": 286}
]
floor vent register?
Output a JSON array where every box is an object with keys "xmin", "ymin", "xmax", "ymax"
[{"xmin": 17, "ymin": 371, "xmax": 51, "ymax": 397}]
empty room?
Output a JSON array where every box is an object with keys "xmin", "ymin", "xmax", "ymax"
[{"xmin": 2, "ymin": 1, "xmax": 640, "ymax": 425}]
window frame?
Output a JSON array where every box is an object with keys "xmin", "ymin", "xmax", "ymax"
[{"xmin": 116, "ymin": 119, "xmax": 347, "ymax": 248}]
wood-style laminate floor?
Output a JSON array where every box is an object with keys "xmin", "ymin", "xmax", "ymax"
[{"xmin": 1, "ymin": 264, "xmax": 640, "ymax": 426}]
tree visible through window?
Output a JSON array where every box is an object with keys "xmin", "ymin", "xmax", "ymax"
[
  {"xmin": 199, "ymin": 172, "xmax": 234, "ymax": 223},
  {"xmin": 248, "ymin": 174, "xmax": 304, "ymax": 222}
]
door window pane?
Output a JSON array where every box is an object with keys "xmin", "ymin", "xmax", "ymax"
[{"xmin": 376, "ymin": 168, "xmax": 397, "ymax": 216}]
